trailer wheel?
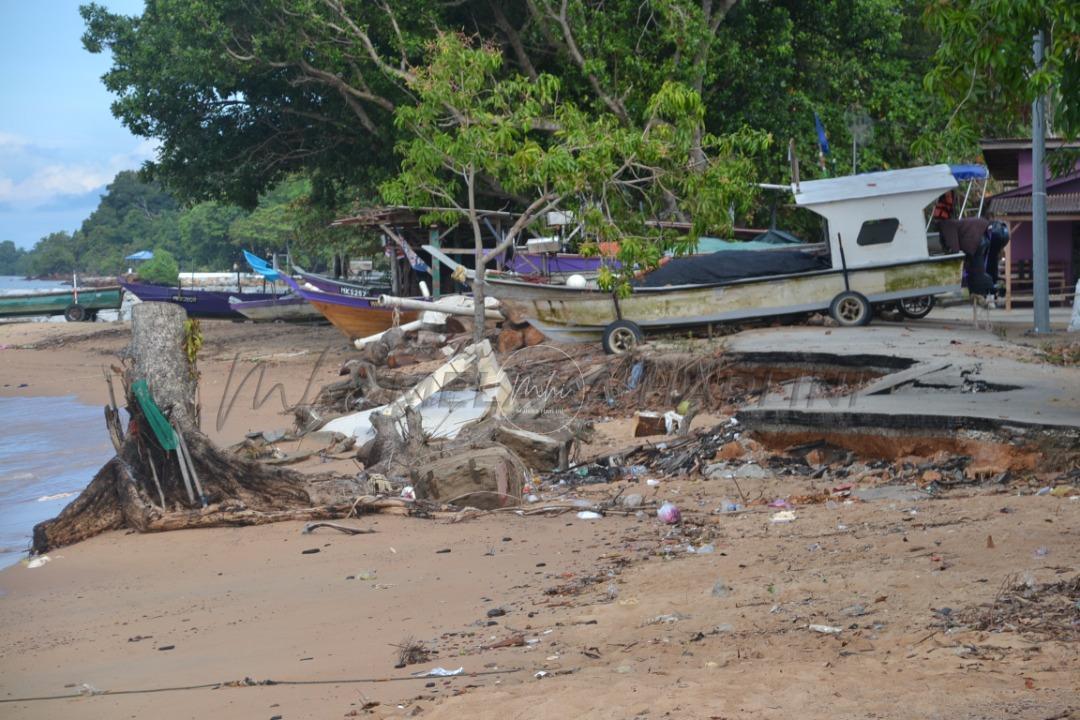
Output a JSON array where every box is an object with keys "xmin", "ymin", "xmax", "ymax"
[
  {"xmin": 898, "ymin": 295, "xmax": 935, "ymax": 319},
  {"xmin": 602, "ymin": 320, "xmax": 643, "ymax": 355},
  {"xmin": 829, "ymin": 291, "xmax": 872, "ymax": 327},
  {"xmin": 64, "ymin": 304, "xmax": 87, "ymax": 322}
]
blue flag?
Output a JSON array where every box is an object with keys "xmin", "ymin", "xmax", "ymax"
[{"xmin": 814, "ymin": 112, "xmax": 830, "ymax": 156}]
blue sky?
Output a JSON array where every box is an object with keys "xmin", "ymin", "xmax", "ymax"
[{"xmin": 0, "ymin": 0, "xmax": 150, "ymax": 249}]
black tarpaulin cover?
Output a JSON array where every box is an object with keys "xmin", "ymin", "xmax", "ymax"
[{"xmin": 635, "ymin": 249, "xmax": 831, "ymax": 288}]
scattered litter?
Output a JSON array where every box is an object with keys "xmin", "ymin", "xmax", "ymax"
[
  {"xmin": 647, "ymin": 612, "xmax": 689, "ymax": 625},
  {"xmin": 26, "ymin": 555, "xmax": 50, "ymax": 569},
  {"xmin": 770, "ymin": 511, "xmax": 797, "ymax": 524},
  {"xmin": 716, "ymin": 499, "xmax": 741, "ymax": 513},
  {"xmin": 657, "ymin": 502, "xmax": 681, "ymax": 524},
  {"xmin": 646, "ymin": 479, "xmax": 661, "ymax": 487},
  {"xmin": 809, "ymin": 624, "xmax": 842, "ymax": 635},
  {"xmin": 358, "ymin": 570, "xmax": 377, "ymax": 581},
  {"xmin": 400, "ymin": 486, "xmax": 416, "ymax": 500},
  {"xmin": 1035, "ymin": 487, "xmax": 1052, "ymax": 496},
  {"xmin": 1034, "ymin": 547, "xmax": 1050, "ymax": 558},
  {"xmin": 412, "ymin": 667, "xmax": 464, "ymax": 678},
  {"xmin": 576, "ymin": 511, "xmax": 602, "ymax": 520},
  {"xmin": 695, "ymin": 544, "xmax": 715, "ymax": 555},
  {"xmin": 534, "ymin": 671, "xmax": 549, "ymax": 679},
  {"xmin": 711, "ymin": 580, "xmax": 730, "ymax": 598}
]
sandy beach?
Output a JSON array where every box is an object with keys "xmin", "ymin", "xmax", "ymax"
[{"xmin": 0, "ymin": 319, "xmax": 1077, "ymax": 719}]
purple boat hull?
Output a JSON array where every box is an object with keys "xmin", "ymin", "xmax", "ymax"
[
  {"xmin": 120, "ymin": 280, "xmax": 284, "ymax": 319},
  {"xmin": 294, "ymin": 267, "xmax": 392, "ymax": 298}
]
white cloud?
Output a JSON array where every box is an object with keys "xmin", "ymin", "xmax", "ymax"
[
  {"xmin": 0, "ymin": 137, "xmax": 160, "ymax": 208},
  {"xmin": 0, "ymin": 164, "xmax": 112, "ymax": 206},
  {"xmin": 0, "ymin": 132, "xmax": 28, "ymax": 150}
]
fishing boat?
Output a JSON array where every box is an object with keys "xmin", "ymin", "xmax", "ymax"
[
  {"xmin": 228, "ymin": 294, "xmax": 324, "ymax": 323},
  {"xmin": 486, "ymin": 164, "xmax": 973, "ymax": 353},
  {"xmin": 0, "ymin": 285, "xmax": 123, "ymax": 321},
  {"xmin": 281, "ymin": 275, "xmax": 417, "ymax": 339},
  {"xmin": 119, "ymin": 279, "xmax": 284, "ymax": 319},
  {"xmin": 292, "ymin": 266, "xmax": 392, "ymax": 298}
]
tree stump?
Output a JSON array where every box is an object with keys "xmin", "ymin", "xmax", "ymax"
[{"xmin": 32, "ymin": 303, "xmax": 335, "ymax": 553}]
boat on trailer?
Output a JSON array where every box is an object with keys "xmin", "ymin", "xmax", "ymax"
[
  {"xmin": 487, "ymin": 164, "xmax": 972, "ymax": 353},
  {"xmin": 0, "ymin": 285, "xmax": 123, "ymax": 322}
]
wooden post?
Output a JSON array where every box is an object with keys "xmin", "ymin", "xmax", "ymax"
[
  {"xmin": 429, "ymin": 226, "xmax": 441, "ymax": 300},
  {"xmin": 1005, "ymin": 223, "xmax": 1014, "ymax": 311}
]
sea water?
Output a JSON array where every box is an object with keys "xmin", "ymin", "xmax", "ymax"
[{"xmin": 0, "ymin": 396, "xmax": 114, "ymax": 567}]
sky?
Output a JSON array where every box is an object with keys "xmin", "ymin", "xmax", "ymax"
[{"xmin": 0, "ymin": 0, "xmax": 151, "ymax": 249}]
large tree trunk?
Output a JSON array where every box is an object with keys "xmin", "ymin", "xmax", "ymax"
[{"xmin": 31, "ymin": 304, "xmax": 346, "ymax": 554}]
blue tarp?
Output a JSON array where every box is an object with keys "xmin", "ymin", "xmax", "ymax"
[
  {"xmin": 243, "ymin": 249, "xmax": 282, "ymax": 282},
  {"xmin": 950, "ymin": 164, "xmax": 988, "ymax": 181},
  {"xmin": 125, "ymin": 250, "xmax": 154, "ymax": 261}
]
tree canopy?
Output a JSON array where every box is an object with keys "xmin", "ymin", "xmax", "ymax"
[
  {"xmin": 81, "ymin": 0, "xmax": 947, "ymax": 210},
  {"xmin": 921, "ymin": 0, "xmax": 1080, "ymax": 160}
]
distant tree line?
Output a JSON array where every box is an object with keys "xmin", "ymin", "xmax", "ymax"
[{"xmin": 2, "ymin": 171, "xmax": 379, "ymax": 278}]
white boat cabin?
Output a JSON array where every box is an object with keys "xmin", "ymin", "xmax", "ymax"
[{"xmin": 792, "ymin": 164, "xmax": 959, "ymax": 269}]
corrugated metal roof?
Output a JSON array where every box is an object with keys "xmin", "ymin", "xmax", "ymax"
[
  {"xmin": 793, "ymin": 164, "xmax": 957, "ymax": 206},
  {"xmin": 989, "ymin": 192, "xmax": 1080, "ymax": 216}
]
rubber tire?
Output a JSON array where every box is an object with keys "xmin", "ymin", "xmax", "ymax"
[
  {"xmin": 897, "ymin": 294, "xmax": 935, "ymax": 320},
  {"xmin": 829, "ymin": 291, "xmax": 872, "ymax": 327},
  {"xmin": 602, "ymin": 319, "xmax": 644, "ymax": 355},
  {"xmin": 64, "ymin": 304, "xmax": 87, "ymax": 322}
]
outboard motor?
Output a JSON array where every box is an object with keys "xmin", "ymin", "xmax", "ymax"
[
  {"xmin": 939, "ymin": 218, "xmax": 995, "ymax": 298},
  {"xmin": 985, "ymin": 220, "xmax": 1010, "ymax": 287}
]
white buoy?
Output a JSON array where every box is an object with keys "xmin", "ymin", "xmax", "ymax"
[{"xmin": 566, "ymin": 274, "xmax": 587, "ymax": 289}]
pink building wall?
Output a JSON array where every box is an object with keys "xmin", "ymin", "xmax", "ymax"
[{"xmin": 1002, "ymin": 151, "xmax": 1078, "ymax": 284}]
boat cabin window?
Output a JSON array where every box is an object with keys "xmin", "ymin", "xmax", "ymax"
[{"xmin": 856, "ymin": 218, "xmax": 899, "ymax": 246}]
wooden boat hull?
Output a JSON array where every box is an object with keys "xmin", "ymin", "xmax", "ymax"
[
  {"xmin": 229, "ymin": 295, "xmax": 324, "ymax": 323},
  {"xmin": 281, "ymin": 274, "xmax": 417, "ymax": 339},
  {"xmin": 0, "ymin": 286, "xmax": 122, "ymax": 319},
  {"xmin": 307, "ymin": 300, "xmax": 417, "ymax": 339},
  {"xmin": 488, "ymin": 255, "xmax": 964, "ymax": 343}
]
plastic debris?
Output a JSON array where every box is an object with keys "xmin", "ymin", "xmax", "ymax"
[
  {"xmin": 26, "ymin": 555, "xmax": 50, "ymax": 569},
  {"xmin": 646, "ymin": 479, "xmax": 661, "ymax": 487},
  {"xmin": 711, "ymin": 580, "xmax": 730, "ymax": 598},
  {"xmin": 717, "ymin": 499, "xmax": 741, "ymax": 513},
  {"xmin": 400, "ymin": 485, "xmax": 416, "ymax": 500},
  {"xmin": 770, "ymin": 510, "xmax": 797, "ymax": 524},
  {"xmin": 809, "ymin": 624, "xmax": 842, "ymax": 634},
  {"xmin": 412, "ymin": 667, "xmax": 464, "ymax": 677},
  {"xmin": 657, "ymin": 502, "xmax": 681, "ymax": 524},
  {"xmin": 576, "ymin": 511, "xmax": 603, "ymax": 520}
]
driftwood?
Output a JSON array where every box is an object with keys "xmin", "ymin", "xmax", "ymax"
[{"xmin": 493, "ymin": 425, "xmax": 572, "ymax": 471}]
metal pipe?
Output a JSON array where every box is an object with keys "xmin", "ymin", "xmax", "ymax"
[{"xmin": 1032, "ymin": 29, "xmax": 1051, "ymax": 333}]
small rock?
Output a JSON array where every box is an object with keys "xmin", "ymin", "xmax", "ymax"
[
  {"xmin": 487, "ymin": 608, "xmax": 507, "ymax": 618},
  {"xmin": 301, "ymin": 548, "xmax": 320, "ymax": 555},
  {"xmin": 921, "ymin": 470, "xmax": 943, "ymax": 484},
  {"xmin": 621, "ymin": 494, "xmax": 643, "ymax": 509},
  {"xmin": 735, "ymin": 463, "xmax": 766, "ymax": 479}
]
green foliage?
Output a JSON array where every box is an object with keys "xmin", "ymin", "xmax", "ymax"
[
  {"xmin": 383, "ymin": 34, "xmax": 769, "ymax": 295},
  {"xmin": 920, "ymin": 0, "xmax": 1080, "ymax": 159},
  {"xmin": 81, "ymin": 0, "xmax": 949, "ymax": 212},
  {"xmin": 137, "ymin": 249, "xmax": 179, "ymax": 285},
  {"xmin": 0, "ymin": 241, "xmax": 27, "ymax": 276},
  {"xmin": 25, "ymin": 233, "xmax": 77, "ymax": 278}
]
